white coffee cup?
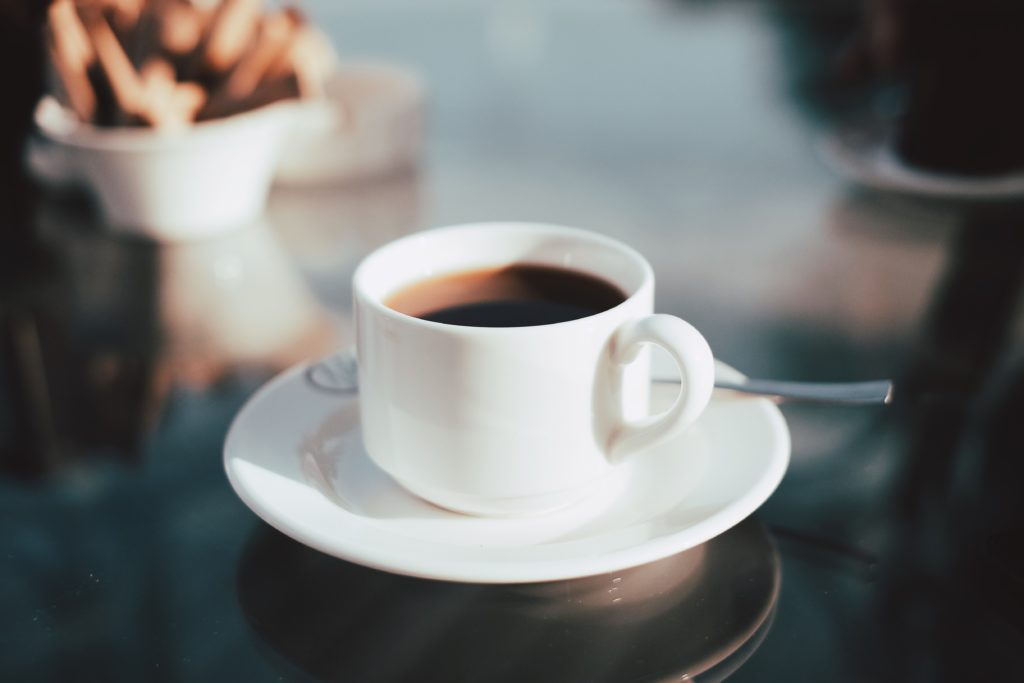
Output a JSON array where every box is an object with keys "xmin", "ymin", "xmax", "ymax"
[{"xmin": 353, "ymin": 222, "xmax": 715, "ymax": 516}]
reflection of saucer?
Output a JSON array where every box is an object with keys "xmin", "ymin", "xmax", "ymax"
[
  {"xmin": 819, "ymin": 119, "xmax": 1024, "ymax": 200},
  {"xmin": 224, "ymin": 360, "xmax": 789, "ymax": 583},
  {"xmin": 238, "ymin": 517, "xmax": 780, "ymax": 682}
]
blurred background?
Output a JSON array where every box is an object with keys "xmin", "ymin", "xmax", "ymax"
[{"xmin": 2, "ymin": 1, "xmax": 1023, "ymax": 681}]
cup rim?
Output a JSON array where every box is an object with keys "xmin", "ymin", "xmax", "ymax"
[{"xmin": 353, "ymin": 222, "xmax": 655, "ymax": 333}]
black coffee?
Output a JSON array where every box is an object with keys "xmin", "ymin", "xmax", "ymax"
[{"xmin": 385, "ymin": 264, "xmax": 627, "ymax": 327}]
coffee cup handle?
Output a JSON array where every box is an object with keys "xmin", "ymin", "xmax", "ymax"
[{"xmin": 607, "ymin": 314, "xmax": 714, "ymax": 462}]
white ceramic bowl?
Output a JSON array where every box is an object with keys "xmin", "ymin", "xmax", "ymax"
[{"xmin": 33, "ymin": 96, "xmax": 298, "ymax": 241}]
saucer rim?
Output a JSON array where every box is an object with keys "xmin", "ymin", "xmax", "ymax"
[
  {"xmin": 224, "ymin": 361, "xmax": 790, "ymax": 584},
  {"xmin": 817, "ymin": 120, "xmax": 1024, "ymax": 200}
]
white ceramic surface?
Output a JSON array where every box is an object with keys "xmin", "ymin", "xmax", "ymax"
[
  {"xmin": 33, "ymin": 96, "xmax": 297, "ymax": 240},
  {"xmin": 819, "ymin": 119, "xmax": 1024, "ymax": 200},
  {"xmin": 275, "ymin": 63, "xmax": 424, "ymax": 185},
  {"xmin": 354, "ymin": 223, "xmax": 715, "ymax": 515},
  {"xmin": 223, "ymin": 360, "xmax": 790, "ymax": 583}
]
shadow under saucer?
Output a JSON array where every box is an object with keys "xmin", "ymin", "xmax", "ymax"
[{"xmin": 236, "ymin": 516, "xmax": 780, "ymax": 683}]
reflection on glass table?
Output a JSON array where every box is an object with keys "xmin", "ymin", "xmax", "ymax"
[{"xmin": 238, "ymin": 517, "xmax": 779, "ymax": 683}]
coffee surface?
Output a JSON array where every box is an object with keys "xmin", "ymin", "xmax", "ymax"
[{"xmin": 385, "ymin": 264, "xmax": 626, "ymax": 327}]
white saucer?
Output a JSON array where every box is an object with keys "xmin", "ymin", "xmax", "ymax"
[
  {"xmin": 818, "ymin": 118, "xmax": 1024, "ymax": 200},
  {"xmin": 224, "ymin": 361, "xmax": 790, "ymax": 583}
]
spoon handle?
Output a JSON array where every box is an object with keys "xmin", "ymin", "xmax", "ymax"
[
  {"xmin": 667, "ymin": 377, "xmax": 894, "ymax": 405},
  {"xmin": 306, "ymin": 350, "xmax": 894, "ymax": 405}
]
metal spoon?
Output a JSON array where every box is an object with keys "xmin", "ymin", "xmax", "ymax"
[
  {"xmin": 678, "ymin": 377, "xmax": 893, "ymax": 405},
  {"xmin": 306, "ymin": 351, "xmax": 894, "ymax": 405}
]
